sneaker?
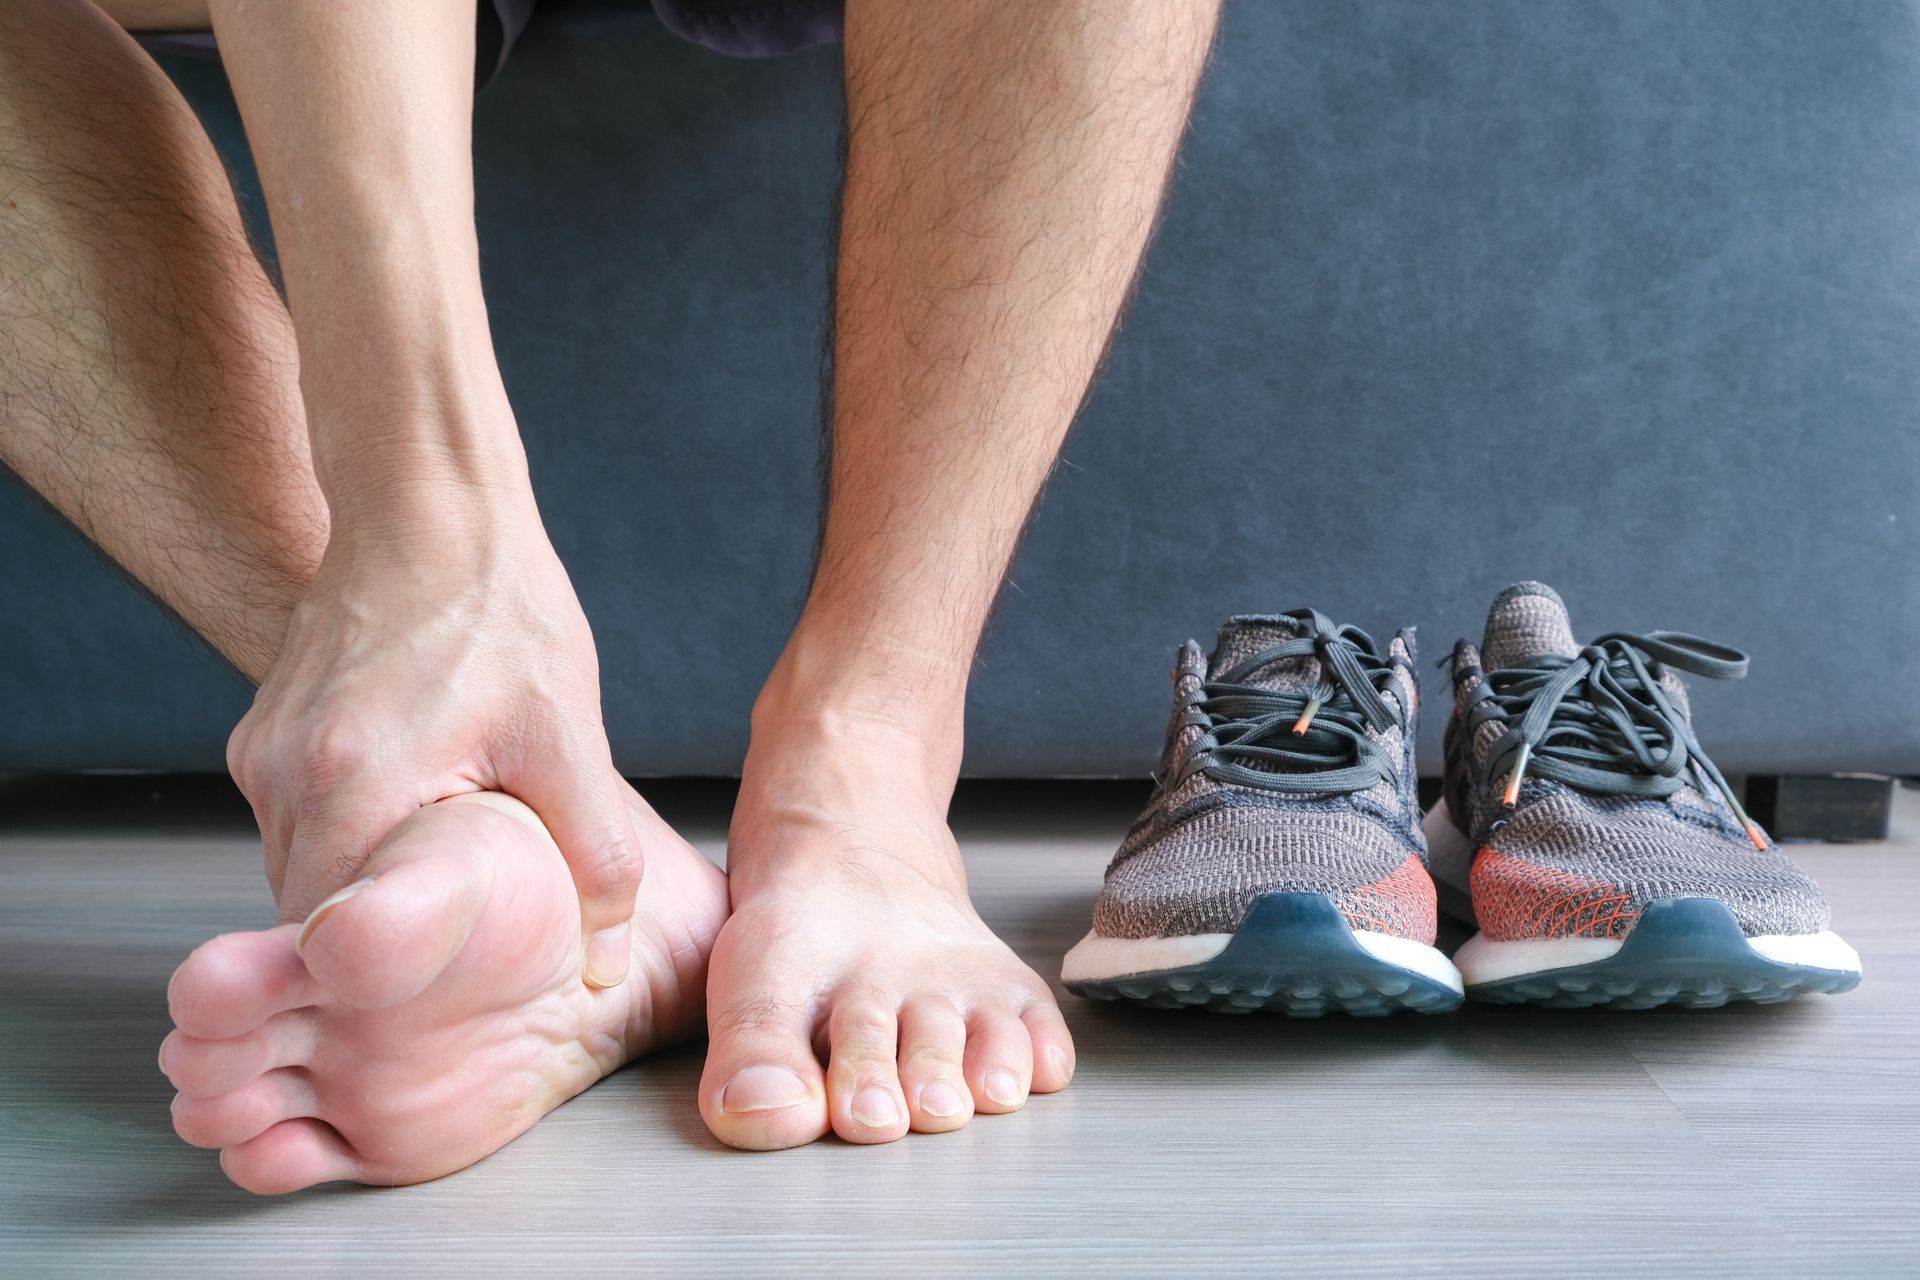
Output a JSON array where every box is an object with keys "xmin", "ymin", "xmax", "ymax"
[
  {"xmin": 1425, "ymin": 581, "xmax": 1863, "ymax": 1009},
  {"xmin": 1061, "ymin": 610, "xmax": 1463, "ymax": 1016}
]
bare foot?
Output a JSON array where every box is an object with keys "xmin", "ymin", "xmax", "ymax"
[
  {"xmin": 700, "ymin": 718, "xmax": 1075, "ymax": 1150},
  {"xmin": 160, "ymin": 790, "xmax": 727, "ymax": 1192}
]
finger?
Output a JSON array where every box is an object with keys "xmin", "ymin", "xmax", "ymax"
[
  {"xmin": 276, "ymin": 773, "xmax": 416, "ymax": 927},
  {"xmin": 506, "ymin": 753, "xmax": 642, "ymax": 988},
  {"xmin": 291, "ymin": 796, "xmax": 502, "ymax": 1009}
]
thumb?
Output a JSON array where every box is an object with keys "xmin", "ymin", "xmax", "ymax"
[
  {"xmin": 506, "ymin": 753, "xmax": 644, "ymax": 989},
  {"xmin": 275, "ymin": 776, "xmax": 415, "ymax": 929}
]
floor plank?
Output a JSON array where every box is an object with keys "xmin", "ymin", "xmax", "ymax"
[{"xmin": 0, "ymin": 777, "xmax": 1912, "ymax": 1276}]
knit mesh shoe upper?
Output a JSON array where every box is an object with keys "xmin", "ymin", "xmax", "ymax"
[
  {"xmin": 1440, "ymin": 582, "xmax": 1831, "ymax": 942},
  {"xmin": 1090, "ymin": 611, "xmax": 1435, "ymax": 945}
]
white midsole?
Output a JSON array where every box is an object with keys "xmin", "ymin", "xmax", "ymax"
[
  {"xmin": 1420, "ymin": 799, "xmax": 1475, "ymax": 902},
  {"xmin": 1060, "ymin": 925, "xmax": 1464, "ymax": 994},
  {"xmin": 1455, "ymin": 928, "xmax": 1863, "ymax": 986},
  {"xmin": 1061, "ymin": 930, "xmax": 1230, "ymax": 983}
]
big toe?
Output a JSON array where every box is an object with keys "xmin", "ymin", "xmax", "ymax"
[
  {"xmin": 699, "ymin": 998, "xmax": 829, "ymax": 1151},
  {"xmin": 292, "ymin": 793, "xmax": 527, "ymax": 1009}
]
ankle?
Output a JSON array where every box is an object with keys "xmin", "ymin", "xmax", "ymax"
[{"xmin": 749, "ymin": 613, "xmax": 970, "ymax": 784}]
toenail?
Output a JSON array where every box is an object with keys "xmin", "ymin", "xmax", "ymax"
[
  {"xmin": 1049, "ymin": 1044, "xmax": 1074, "ymax": 1083},
  {"xmin": 850, "ymin": 1087, "xmax": 900, "ymax": 1128},
  {"xmin": 919, "ymin": 1081, "xmax": 965, "ymax": 1119},
  {"xmin": 721, "ymin": 1065, "xmax": 811, "ymax": 1115},
  {"xmin": 985, "ymin": 1069, "xmax": 1022, "ymax": 1108},
  {"xmin": 295, "ymin": 877, "xmax": 377, "ymax": 951},
  {"xmin": 584, "ymin": 923, "xmax": 632, "ymax": 989}
]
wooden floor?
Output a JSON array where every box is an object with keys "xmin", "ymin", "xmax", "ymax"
[{"xmin": 1, "ymin": 776, "xmax": 1914, "ymax": 1277}]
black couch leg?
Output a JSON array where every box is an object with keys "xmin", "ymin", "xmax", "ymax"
[{"xmin": 1745, "ymin": 775, "xmax": 1893, "ymax": 843}]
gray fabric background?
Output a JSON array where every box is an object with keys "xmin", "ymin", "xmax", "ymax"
[{"xmin": 3, "ymin": 1, "xmax": 1916, "ymax": 777}]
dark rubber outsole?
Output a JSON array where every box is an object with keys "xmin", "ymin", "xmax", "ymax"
[
  {"xmin": 1065, "ymin": 892, "xmax": 1464, "ymax": 1018},
  {"xmin": 1466, "ymin": 897, "xmax": 1863, "ymax": 1010}
]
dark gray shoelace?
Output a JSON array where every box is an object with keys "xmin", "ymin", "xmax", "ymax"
[
  {"xmin": 1179, "ymin": 609, "xmax": 1405, "ymax": 794},
  {"xmin": 1478, "ymin": 630, "xmax": 1767, "ymax": 847}
]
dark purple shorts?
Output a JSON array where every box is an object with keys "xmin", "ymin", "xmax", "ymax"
[
  {"xmin": 485, "ymin": 1, "xmax": 844, "ymax": 81},
  {"xmin": 142, "ymin": 1, "xmax": 844, "ymax": 92}
]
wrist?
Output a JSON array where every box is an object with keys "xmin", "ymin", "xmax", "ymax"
[
  {"xmin": 318, "ymin": 466, "xmax": 548, "ymax": 577},
  {"xmin": 305, "ymin": 360, "xmax": 536, "ymax": 541}
]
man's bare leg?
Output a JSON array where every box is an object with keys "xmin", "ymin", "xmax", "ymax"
[
  {"xmin": 0, "ymin": 0, "xmax": 726, "ymax": 1193},
  {"xmin": 705, "ymin": 0, "xmax": 1220, "ymax": 1149},
  {"xmin": 0, "ymin": 1, "xmax": 321, "ymax": 681}
]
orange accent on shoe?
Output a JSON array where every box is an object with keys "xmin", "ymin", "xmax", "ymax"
[
  {"xmin": 1470, "ymin": 849, "xmax": 1639, "ymax": 941},
  {"xmin": 1292, "ymin": 699, "xmax": 1321, "ymax": 736},
  {"xmin": 1341, "ymin": 853, "xmax": 1438, "ymax": 944},
  {"xmin": 1746, "ymin": 821, "xmax": 1769, "ymax": 851}
]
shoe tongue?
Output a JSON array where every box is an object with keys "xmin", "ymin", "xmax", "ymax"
[
  {"xmin": 1207, "ymin": 615, "xmax": 1321, "ymax": 693},
  {"xmin": 1481, "ymin": 581, "xmax": 1580, "ymax": 669}
]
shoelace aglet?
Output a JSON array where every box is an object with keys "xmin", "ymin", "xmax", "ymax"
[
  {"xmin": 1501, "ymin": 742, "xmax": 1531, "ymax": 808},
  {"xmin": 1291, "ymin": 698, "xmax": 1321, "ymax": 736},
  {"xmin": 1712, "ymin": 771, "xmax": 1766, "ymax": 852}
]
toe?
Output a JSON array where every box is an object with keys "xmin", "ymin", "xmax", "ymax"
[
  {"xmin": 218, "ymin": 1118, "xmax": 362, "ymax": 1195},
  {"xmin": 963, "ymin": 1007, "xmax": 1033, "ymax": 1115},
  {"xmin": 1021, "ymin": 1001, "xmax": 1076, "ymax": 1095},
  {"xmin": 168, "ymin": 926, "xmax": 320, "ymax": 1040},
  {"xmin": 171, "ymin": 1069, "xmax": 316, "ymax": 1150},
  {"xmin": 897, "ymin": 996, "xmax": 972, "ymax": 1133},
  {"xmin": 824, "ymin": 996, "xmax": 908, "ymax": 1145},
  {"xmin": 699, "ymin": 999, "xmax": 830, "ymax": 1151},
  {"xmin": 160, "ymin": 1012, "xmax": 319, "ymax": 1098},
  {"xmin": 294, "ymin": 796, "xmax": 499, "ymax": 1010}
]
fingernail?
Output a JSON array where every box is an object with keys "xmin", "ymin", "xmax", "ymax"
[
  {"xmin": 850, "ymin": 1086, "xmax": 900, "ymax": 1129},
  {"xmin": 722, "ymin": 1065, "xmax": 811, "ymax": 1115},
  {"xmin": 919, "ymin": 1081, "xmax": 965, "ymax": 1119},
  {"xmin": 985, "ymin": 1068, "xmax": 1023, "ymax": 1108},
  {"xmin": 157, "ymin": 1042, "xmax": 169, "ymax": 1078},
  {"xmin": 294, "ymin": 877, "xmax": 376, "ymax": 951},
  {"xmin": 584, "ymin": 923, "xmax": 631, "ymax": 988},
  {"xmin": 1049, "ymin": 1044, "xmax": 1074, "ymax": 1084}
]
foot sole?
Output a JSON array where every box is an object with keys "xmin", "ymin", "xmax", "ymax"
[
  {"xmin": 1061, "ymin": 892, "xmax": 1464, "ymax": 1017},
  {"xmin": 1460, "ymin": 896, "xmax": 1863, "ymax": 1009}
]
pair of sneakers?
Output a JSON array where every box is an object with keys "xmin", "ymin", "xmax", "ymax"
[{"xmin": 1061, "ymin": 582, "xmax": 1863, "ymax": 1014}]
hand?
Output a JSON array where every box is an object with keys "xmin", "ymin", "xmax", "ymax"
[{"xmin": 226, "ymin": 496, "xmax": 644, "ymax": 987}]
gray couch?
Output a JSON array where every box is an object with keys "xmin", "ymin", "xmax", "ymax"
[{"xmin": 4, "ymin": 1, "xmax": 1916, "ymax": 784}]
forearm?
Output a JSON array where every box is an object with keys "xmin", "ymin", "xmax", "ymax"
[{"xmin": 208, "ymin": 0, "xmax": 530, "ymax": 539}]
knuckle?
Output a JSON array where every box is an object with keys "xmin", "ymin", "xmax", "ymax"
[
  {"xmin": 297, "ymin": 721, "xmax": 377, "ymax": 784},
  {"xmin": 325, "ymin": 844, "xmax": 374, "ymax": 887},
  {"xmin": 224, "ymin": 721, "xmax": 265, "ymax": 795},
  {"xmin": 572, "ymin": 835, "xmax": 641, "ymax": 899}
]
